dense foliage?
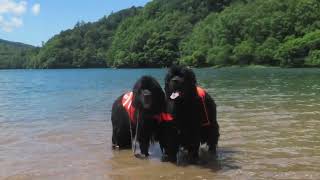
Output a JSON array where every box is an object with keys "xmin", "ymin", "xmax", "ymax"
[
  {"xmin": 106, "ymin": 0, "xmax": 232, "ymax": 67},
  {"xmin": 27, "ymin": 7, "xmax": 141, "ymax": 68},
  {"xmin": 0, "ymin": 39, "xmax": 36, "ymax": 69},
  {"xmin": 181, "ymin": 0, "xmax": 320, "ymax": 67},
  {"xmin": 1, "ymin": 0, "xmax": 320, "ymax": 68}
]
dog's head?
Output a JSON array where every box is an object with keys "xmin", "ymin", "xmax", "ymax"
[
  {"xmin": 132, "ymin": 76, "xmax": 165, "ymax": 113},
  {"xmin": 165, "ymin": 65, "xmax": 197, "ymax": 101}
]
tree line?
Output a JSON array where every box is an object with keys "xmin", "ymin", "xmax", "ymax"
[
  {"xmin": 0, "ymin": 39, "xmax": 37, "ymax": 69},
  {"xmin": 1, "ymin": 0, "xmax": 319, "ymax": 69}
]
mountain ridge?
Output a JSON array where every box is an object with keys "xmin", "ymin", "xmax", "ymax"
[{"xmin": 0, "ymin": 38, "xmax": 35, "ymax": 49}]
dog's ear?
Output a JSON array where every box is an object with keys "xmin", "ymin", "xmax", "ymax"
[
  {"xmin": 164, "ymin": 72, "xmax": 171, "ymax": 95},
  {"xmin": 181, "ymin": 67, "xmax": 198, "ymax": 98},
  {"xmin": 147, "ymin": 76, "xmax": 165, "ymax": 112},
  {"xmin": 165, "ymin": 66, "xmax": 175, "ymax": 85},
  {"xmin": 183, "ymin": 67, "xmax": 197, "ymax": 86},
  {"xmin": 132, "ymin": 78, "xmax": 142, "ymax": 108},
  {"xmin": 153, "ymin": 81, "xmax": 166, "ymax": 112}
]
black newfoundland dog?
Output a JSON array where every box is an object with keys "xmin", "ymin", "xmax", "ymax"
[
  {"xmin": 111, "ymin": 76, "xmax": 166, "ymax": 157},
  {"xmin": 160, "ymin": 66, "xmax": 220, "ymax": 163}
]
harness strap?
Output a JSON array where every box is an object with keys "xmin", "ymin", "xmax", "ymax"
[
  {"xmin": 133, "ymin": 110, "xmax": 140, "ymax": 155},
  {"xmin": 122, "ymin": 92, "xmax": 136, "ymax": 123},
  {"xmin": 153, "ymin": 87, "xmax": 210, "ymax": 126},
  {"xmin": 197, "ymin": 87, "xmax": 211, "ymax": 127},
  {"xmin": 154, "ymin": 112, "xmax": 173, "ymax": 122},
  {"xmin": 122, "ymin": 92, "xmax": 139, "ymax": 155}
]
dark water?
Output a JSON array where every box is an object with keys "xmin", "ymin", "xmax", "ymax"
[{"xmin": 0, "ymin": 68, "xmax": 319, "ymax": 179}]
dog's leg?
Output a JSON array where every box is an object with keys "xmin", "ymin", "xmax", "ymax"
[
  {"xmin": 188, "ymin": 144, "xmax": 200, "ymax": 164},
  {"xmin": 112, "ymin": 130, "xmax": 119, "ymax": 150},
  {"xmin": 139, "ymin": 141, "xmax": 150, "ymax": 157},
  {"xmin": 204, "ymin": 95, "xmax": 219, "ymax": 155},
  {"xmin": 139, "ymin": 134, "xmax": 150, "ymax": 157},
  {"xmin": 160, "ymin": 124, "xmax": 179, "ymax": 163},
  {"xmin": 208, "ymin": 122, "xmax": 220, "ymax": 155}
]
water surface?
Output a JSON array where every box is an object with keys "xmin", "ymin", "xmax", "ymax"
[{"xmin": 0, "ymin": 68, "xmax": 319, "ymax": 179}]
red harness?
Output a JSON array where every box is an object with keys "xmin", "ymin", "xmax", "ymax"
[
  {"xmin": 197, "ymin": 87, "xmax": 211, "ymax": 126},
  {"xmin": 122, "ymin": 92, "xmax": 136, "ymax": 122},
  {"xmin": 153, "ymin": 113, "xmax": 173, "ymax": 122},
  {"xmin": 121, "ymin": 87, "xmax": 210, "ymax": 125},
  {"xmin": 121, "ymin": 92, "xmax": 173, "ymax": 123}
]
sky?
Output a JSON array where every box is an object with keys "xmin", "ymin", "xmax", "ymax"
[{"xmin": 0, "ymin": 0, "xmax": 151, "ymax": 46}]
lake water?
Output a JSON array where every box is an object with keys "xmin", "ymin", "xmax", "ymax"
[{"xmin": 0, "ymin": 68, "xmax": 319, "ymax": 180}]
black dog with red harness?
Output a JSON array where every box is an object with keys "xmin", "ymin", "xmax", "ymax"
[
  {"xmin": 111, "ymin": 76, "xmax": 167, "ymax": 157},
  {"xmin": 160, "ymin": 66, "xmax": 220, "ymax": 163}
]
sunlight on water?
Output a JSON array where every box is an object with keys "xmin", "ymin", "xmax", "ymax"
[{"xmin": 0, "ymin": 68, "xmax": 319, "ymax": 179}]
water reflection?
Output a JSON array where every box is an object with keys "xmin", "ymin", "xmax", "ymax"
[
  {"xmin": 1, "ymin": 68, "xmax": 320, "ymax": 179},
  {"xmin": 107, "ymin": 147, "xmax": 241, "ymax": 179}
]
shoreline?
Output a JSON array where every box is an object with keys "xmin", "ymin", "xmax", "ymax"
[{"xmin": 1, "ymin": 65, "xmax": 320, "ymax": 70}]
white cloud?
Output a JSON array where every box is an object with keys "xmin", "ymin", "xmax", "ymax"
[
  {"xmin": 0, "ymin": 0, "xmax": 40, "ymax": 32},
  {"xmin": 31, "ymin": 3, "xmax": 40, "ymax": 15},
  {"xmin": 0, "ymin": 16, "xmax": 23, "ymax": 32},
  {"xmin": 0, "ymin": 0, "xmax": 27, "ymax": 15}
]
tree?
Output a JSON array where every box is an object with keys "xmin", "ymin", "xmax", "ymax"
[
  {"xmin": 233, "ymin": 40, "xmax": 255, "ymax": 65},
  {"xmin": 305, "ymin": 50, "xmax": 320, "ymax": 67}
]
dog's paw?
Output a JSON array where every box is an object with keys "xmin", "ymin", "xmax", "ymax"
[
  {"xmin": 161, "ymin": 154, "xmax": 169, "ymax": 162},
  {"xmin": 161, "ymin": 154, "xmax": 177, "ymax": 163},
  {"xmin": 135, "ymin": 153, "xmax": 148, "ymax": 159},
  {"xmin": 112, "ymin": 144, "xmax": 120, "ymax": 150}
]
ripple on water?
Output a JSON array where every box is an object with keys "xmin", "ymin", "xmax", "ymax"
[{"xmin": 1, "ymin": 68, "xmax": 320, "ymax": 179}]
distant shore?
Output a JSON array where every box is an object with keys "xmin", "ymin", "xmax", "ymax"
[{"xmin": 2, "ymin": 64, "xmax": 320, "ymax": 70}]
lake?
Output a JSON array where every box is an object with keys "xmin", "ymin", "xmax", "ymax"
[{"xmin": 0, "ymin": 68, "xmax": 319, "ymax": 179}]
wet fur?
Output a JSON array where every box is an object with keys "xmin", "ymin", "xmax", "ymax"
[
  {"xmin": 160, "ymin": 66, "xmax": 220, "ymax": 163},
  {"xmin": 111, "ymin": 76, "xmax": 165, "ymax": 156}
]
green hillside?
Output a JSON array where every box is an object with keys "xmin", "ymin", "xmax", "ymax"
[
  {"xmin": 107, "ymin": 0, "xmax": 232, "ymax": 67},
  {"xmin": 180, "ymin": 0, "xmax": 320, "ymax": 67},
  {"xmin": 26, "ymin": 0, "xmax": 233, "ymax": 68},
  {"xmin": 27, "ymin": 7, "xmax": 141, "ymax": 68},
  {"xmin": 2, "ymin": 0, "xmax": 320, "ymax": 68},
  {"xmin": 0, "ymin": 39, "xmax": 36, "ymax": 69}
]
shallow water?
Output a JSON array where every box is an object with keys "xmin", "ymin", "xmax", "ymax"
[{"xmin": 0, "ymin": 68, "xmax": 319, "ymax": 179}]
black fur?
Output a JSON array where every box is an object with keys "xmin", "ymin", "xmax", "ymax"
[
  {"xmin": 111, "ymin": 76, "xmax": 165, "ymax": 157},
  {"xmin": 160, "ymin": 65, "xmax": 220, "ymax": 163}
]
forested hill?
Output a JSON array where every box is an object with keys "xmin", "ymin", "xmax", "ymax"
[
  {"xmin": 180, "ymin": 0, "xmax": 320, "ymax": 67},
  {"xmin": 28, "ymin": 7, "xmax": 142, "ymax": 69},
  {"xmin": 0, "ymin": 39, "xmax": 36, "ymax": 69},
  {"xmin": 0, "ymin": 39, "xmax": 34, "ymax": 48},
  {"xmin": 3, "ymin": 0, "xmax": 320, "ymax": 69},
  {"xmin": 30, "ymin": 0, "xmax": 232, "ymax": 68}
]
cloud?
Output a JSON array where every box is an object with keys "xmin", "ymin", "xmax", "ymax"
[
  {"xmin": 0, "ymin": 15, "xmax": 23, "ymax": 32},
  {"xmin": 0, "ymin": 0, "xmax": 27, "ymax": 15},
  {"xmin": 31, "ymin": 3, "xmax": 40, "ymax": 15},
  {"xmin": 0, "ymin": 0, "xmax": 40, "ymax": 32}
]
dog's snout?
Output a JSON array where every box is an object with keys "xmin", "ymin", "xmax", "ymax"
[
  {"xmin": 142, "ymin": 89, "xmax": 152, "ymax": 109},
  {"xmin": 172, "ymin": 79, "xmax": 179, "ymax": 83},
  {"xmin": 142, "ymin": 89, "xmax": 152, "ymax": 96},
  {"xmin": 171, "ymin": 76, "xmax": 182, "ymax": 82},
  {"xmin": 172, "ymin": 76, "xmax": 184, "ymax": 83},
  {"xmin": 171, "ymin": 76, "xmax": 183, "ymax": 90}
]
